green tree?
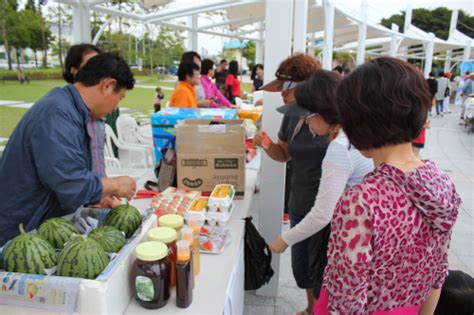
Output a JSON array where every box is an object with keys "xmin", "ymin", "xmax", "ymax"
[
  {"xmin": 0, "ymin": 0, "xmax": 19, "ymax": 70},
  {"xmin": 46, "ymin": 2, "xmax": 71, "ymax": 68},
  {"xmin": 381, "ymin": 7, "xmax": 474, "ymax": 40},
  {"xmin": 25, "ymin": 0, "xmax": 35, "ymax": 11},
  {"xmin": 242, "ymin": 41, "xmax": 256, "ymax": 68}
]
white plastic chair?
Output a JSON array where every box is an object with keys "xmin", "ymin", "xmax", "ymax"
[
  {"xmin": 253, "ymin": 90, "xmax": 263, "ymax": 105},
  {"xmin": 234, "ymin": 97, "xmax": 244, "ymax": 108},
  {"xmin": 115, "ymin": 115, "xmax": 155, "ymax": 167},
  {"xmin": 105, "ymin": 124, "xmax": 151, "ymax": 171}
]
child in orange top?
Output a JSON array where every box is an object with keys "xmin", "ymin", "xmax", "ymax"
[{"xmin": 169, "ymin": 61, "xmax": 200, "ymax": 108}]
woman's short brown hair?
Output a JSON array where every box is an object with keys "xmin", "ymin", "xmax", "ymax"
[
  {"xmin": 276, "ymin": 53, "xmax": 321, "ymax": 82},
  {"xmin": 336, "ymin": 57, "xmax": 431, "ymax": 150}
]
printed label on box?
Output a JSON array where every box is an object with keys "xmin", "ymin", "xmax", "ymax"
[
  {"xmin": 181, "ymin": 159, "xmax": 208, "ymax": 167},
  {"xmin": 214, "ymin": 158, "xmax": 239, "ymax": 169},
  {"xmin": 182, "ymin": 177, "xmax": 204, "ymax": 188}
]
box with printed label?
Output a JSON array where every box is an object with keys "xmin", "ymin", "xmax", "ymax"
[
  {"xmin": 151, "ymin": 108, "xmax": 237, "ymax": 162},
  {"xmin": 176, "ymin": 119, "xmax": 246, "ymax": 199}
]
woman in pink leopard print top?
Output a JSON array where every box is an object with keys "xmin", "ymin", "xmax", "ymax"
[{"xmin": 314, "ymin": 57, "xmax": 461, "ymax": 314}]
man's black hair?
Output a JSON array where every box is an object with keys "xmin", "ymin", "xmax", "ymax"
[
  {"xmin": 181, "ymin": 51, "xmax": 201, "ymax": 64},
  {"xmin": 178, "ymin": 61, "xmax": 200, "ymax": 81},
  {"xmin": 74, "ymin": 53, "xmax": 135, "ymax": 91}
]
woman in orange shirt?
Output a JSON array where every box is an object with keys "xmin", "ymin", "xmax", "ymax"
[{"xmin": 169, "ymin": 61, "xmax": 200, "ymax": 108}]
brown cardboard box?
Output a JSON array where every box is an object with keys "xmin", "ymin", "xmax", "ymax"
[{"xmin": 176, "ymin": 119, "xmax": 246, "ymax": 199}]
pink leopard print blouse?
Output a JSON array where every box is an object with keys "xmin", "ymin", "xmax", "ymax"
[{"xmin": 323, "ymin": 160, "xmax": 461, "ymax": 314}]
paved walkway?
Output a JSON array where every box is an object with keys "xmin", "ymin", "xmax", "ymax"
[
  {"xmin": 0, "ymin": 100, "xmax": 34, "ymax": 109},
  {"xmin": 244, "ymin": 104, "xmax": 473, "ymax": 314}
]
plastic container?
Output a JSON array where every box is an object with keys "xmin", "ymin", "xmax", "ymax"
[
  {"xmin": 208, "ymin": 184, "xmax": 235, "ymax": 210},
  {"xmin": 206, "ymin": 203, "xmax": 234, "ymax": 226},
  {"xmin": 133, "ymin": 241, "xmax": 170, "ymax": 309},
  {"xmin": 147, "ymin": 227, "xmax": 178, "ymax": 288},
  {"xmin": 159, "ymin": 214, "xmax": 184, "ymax": 233},
  {"xmin": 189, "ymin": 219, "xmax": 202, "ymax": 275},
  {"xmin": 176, "ymin": 240, "xmax": 193, "ymax": 308},
  {"xmin": 185, "ymin": 197, "xmax": 208, "ymax": 221},
  {"xmin": 181, "ymin": 227, "xmax": 199, "ymax": 276}
]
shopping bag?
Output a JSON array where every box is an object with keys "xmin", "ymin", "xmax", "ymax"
[
  {"xmin": 244, "ymin": 216, "xmax": 274, "ymax": 290},
  {"xmin": 157, "ymin": 138, "xmax": 177, "ymax": 192},
  {"xmin": 144, "ymin": 137, "xmax": 176, "ymax": 192}
]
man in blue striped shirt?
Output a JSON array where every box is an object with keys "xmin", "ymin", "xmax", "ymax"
[{"xmin": 0, "ymin": 53, "xmax": 137, "ymax": 246}]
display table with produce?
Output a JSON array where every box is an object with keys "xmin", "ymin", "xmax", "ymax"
[
  {"xmin": 0, "ymin": 111, "xmax": 261, "ymax": 315},
  {"xmin": 125, "ymin": 163, "xmax": 259, "ymax": 315}
]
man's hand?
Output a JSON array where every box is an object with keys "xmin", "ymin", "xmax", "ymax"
[
  {"xmin": 114, "ymin": 176, "xmax": 136, "ymax": 200},
  {"xmin": 95, "ymin": 196, "xmax": 123, "ymax": 208},
  {"xmin": 270, "ymin": 235, "xmax": 289, "ymax": 253},
  {"xmin": 102, "ymin": 176, "xmax": 136, "ymax": 201}
]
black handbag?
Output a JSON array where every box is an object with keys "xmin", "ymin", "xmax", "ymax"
[
  {"xmin": 244, "ymin": 216, "xmax": 274, "ymax": 290},
  {"xmin": 144, "ymin": 137, "xmax": 177, "ymax": 191}
]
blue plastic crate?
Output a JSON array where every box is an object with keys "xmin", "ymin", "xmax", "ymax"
[{"xmin": 151, "ymin": 108, "xmax": 237, "ymax": 162}]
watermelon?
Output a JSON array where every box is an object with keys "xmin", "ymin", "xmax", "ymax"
[
  {"xmin": 89, "ymin": 226, "xmax": 126, "ymax": 253},
  {"xmin": 103, "ymin": 202, "xmax": 141, "ymax": 238},
  {"xmin": 57, "ymin": 236, "xmax": 109, "ymax": 279},
  {"xmin": 38, "ymin": 217, "xmax": 79, "ymax": 249},
  {"xmin": 2, "ymin": 224, "xmax": 57, "ymax": 274}
]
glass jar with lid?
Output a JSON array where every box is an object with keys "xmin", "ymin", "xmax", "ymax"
[
  {"xmin": 133, "ymin": 241, "xmax": 170, "ymax": 309},
  {"xmin": 158, "ymin": 214, "xmax": 184, "ymax": 233},
  {"xmin": 148, "ymin": 227, "xmax": 178, "ymax": 287}
]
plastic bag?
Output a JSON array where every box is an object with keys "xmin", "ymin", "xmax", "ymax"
[{"xmin": 244, "ymin": 216, "xmax": 274, "ymax": 290}]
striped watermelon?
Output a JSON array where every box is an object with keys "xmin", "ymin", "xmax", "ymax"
[
  {"xmin": 103, "ymin": 202, "xmax": 141, "ymax": 238},
  {"xmin": 89, "ymin": 226, "xmax": 126, "ymax": 253},
  {"xmin": 2, "ymin": 224, "xmax": 57, "ymax": 274},
  {"xmin": 57, "ymin": 236, "xmax": 109, "ymax": 279},
  {"xmin": 38, "ymin": 217, "xmax": 79, "ymax": 249}
]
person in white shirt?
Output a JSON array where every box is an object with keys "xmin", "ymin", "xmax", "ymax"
[
  {"xmin": 435, "ymin": 72, "xmax": 450, "ymax": 117},
  {"xmin": 270, "ymin": 71, "xmax": 374, "ymax": 293}
]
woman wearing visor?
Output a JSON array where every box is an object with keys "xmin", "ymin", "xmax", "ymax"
[{"xmin": 253, "ymin": 53, "xmax": 327, "ymax": 315}]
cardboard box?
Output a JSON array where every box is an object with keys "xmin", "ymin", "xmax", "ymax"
[
  {"xmin": 151, "ymin": 108, "xmax": 237, "ymax": 162},
  {"xmin": 176, "ymin": 119, "xmax": 246, "ymax": 199}
]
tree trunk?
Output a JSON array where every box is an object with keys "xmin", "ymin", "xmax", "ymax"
[
  {"xmin": 57, "ymin": 3, "xmax": 63, "ymax": 68},
  {"xmin": 0, "ymin": 21, "xmax": 13, "ymax": 70},
  {"xmin": 34, "ymin": 49, "xmax": 38, "ymax": 67},
  {"xmin": 15, "ymin": 47, "xmax": 21, "ymax": 70},
  {"xmin": 38, "ymin": 5, "xmax": 47, "ymax": 68}
]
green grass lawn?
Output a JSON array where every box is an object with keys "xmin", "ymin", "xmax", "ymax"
[{"xmin": 0, "ymin": 76, "xmax": 252, "ymax": 139}]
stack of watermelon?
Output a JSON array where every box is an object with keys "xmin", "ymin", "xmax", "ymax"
[
  {"xmin": 103, "ymin": 202, "xmax": 141, "ymax": 238},
  {"xmin": 38, "ymin": 217, "xmax": 79, "ymax": 249},
  {"xmin": 1, "ymin": 202, "xmax": 142, "ymax": 280},
  {"xmin": 56, "ymin": 236, "xmax": 109, "ymax": 279},
  {"xmin": 89, "ymin": 226, "xmax": 125, "ymax": 253},
  {"xmin": 2, "ymin": 224, "xmax": 57, "ymax": 274}
]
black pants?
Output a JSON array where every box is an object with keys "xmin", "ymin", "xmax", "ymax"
[{"xmin": 284, "ymin": 163, "xmax": 291, "ymax": 215}]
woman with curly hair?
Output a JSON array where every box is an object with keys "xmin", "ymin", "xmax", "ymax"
[{"xmin": 253, "ymin": 53, "xmax": 327, "ymax": 315}]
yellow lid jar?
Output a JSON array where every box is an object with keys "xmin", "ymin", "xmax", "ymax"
[{"xmin": 158, "ymin": 214, "xmax": 184, "ymax": 233}]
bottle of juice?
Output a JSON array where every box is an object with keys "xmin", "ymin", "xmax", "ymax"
[
  {"xmin": 189, "ymin": 219, "xmax": 201, "ymax": 275},
  {"xmin": 181, "ymin": 227, "xmax": 195, "ymax": 288},
  {"xmin": 176, "ymin": 240, "xmax": 193, "ymax": 308}
]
